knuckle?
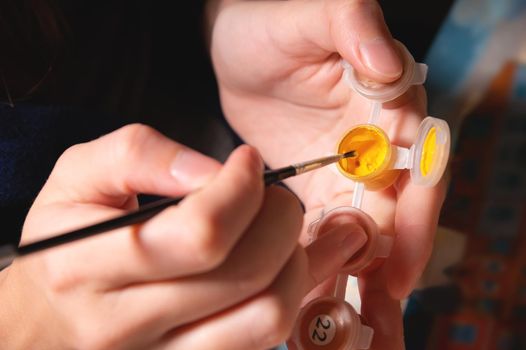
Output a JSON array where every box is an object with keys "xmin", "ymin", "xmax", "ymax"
[
  {"xmin": 111, "ymin": 123, "xmax": 158, "ymax": 165},
  {"xmin": 54, "ymin": 143, "xmax": 85, "ymax": 173},
  {"xmin": 45, "ymin": 259, "xmax": 83, "ymax": 293},
  {"xmin": 58, "ymin": 143, "xmax": 83, "ymax": 162},
  {"xmin": 109, "ymin": 124, "xmax": 160, "ymax": 190},
  {"xmin": 230, "ymin": 162, "xmax": 263, "ymax": 198},
  {"xmin": 223, "ymin": 147, "xmax": 264, "ymax": 200},
  {"xmin": 189, "ymin": 213, "xmax": 229, "ymax": 269}
]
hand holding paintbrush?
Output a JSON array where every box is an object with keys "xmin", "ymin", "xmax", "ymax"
[
  {"xmin": 0, "ymin": 126, "xmax": 370, "ymax": 350},
  {"xmin": 0, "ymin": 150, "xmax": 356, "ymax": 269}
]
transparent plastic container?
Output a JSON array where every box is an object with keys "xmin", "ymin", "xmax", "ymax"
[
  {"xmin": 335, "ymin": 124, "xmax": 401, "ymax": 191},
  {"xmin": 308, "ymin": 206, "xmax": 392, "ymax": 275},
  {"xmin": 290, "ymin": 296, "xmax": 374, "ymax": 350},
  {"xmin": 288, "ymin": 41, "xmax": 450, "ymax": 350},
  {"xmin": 409, "ymin": 117, "xmax": 451, "ymax": 187},
  {"xmin": 342, "ymin": 41, "xmax": 428, "ymax": 103},
  {"xmin": 336, "ymin": 41, "xmax": 451, "ymax": 191},
  {"xmin": 336, "ymin": 117, "xmax": 451, "ymax": 190}
]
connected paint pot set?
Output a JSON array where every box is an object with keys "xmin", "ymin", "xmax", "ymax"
[{"xmin": 287, "ymin": 42, "xmax": 451, "ymax": 350}]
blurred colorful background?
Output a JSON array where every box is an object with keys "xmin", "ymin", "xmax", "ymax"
[{"xmin": 391, "ymin": 1, "xmax": 526, "ymax": 349}]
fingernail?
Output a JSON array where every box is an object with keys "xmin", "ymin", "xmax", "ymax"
[
  {"xmin": 339, "ymin": 227, "xmax": 368, "ymax": 260},
  {"xmin": 170, "ymin": 149, "xmax": 220, "ymax": 188},
  {"xmin": 359, "ymin": 38, "xmax": 403, "ymax": 80}
]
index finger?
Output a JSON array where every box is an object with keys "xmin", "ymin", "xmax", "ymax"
[
  {"xmin": 37, "ymin": 124, "xmax": 221, "ymax": 208},
  {"xmin": 385, "ymin": 172, "xmax": 447, "ymax": 298}
]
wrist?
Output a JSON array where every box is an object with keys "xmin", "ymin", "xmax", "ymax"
[{"xmin": 0, "ymin": 265, "xmax": 65, "ymax": 349}]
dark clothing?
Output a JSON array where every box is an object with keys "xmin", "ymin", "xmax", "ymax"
[
  {"xmin": 0, "ymin": 1, "xmax": 231, "ymax": 245},
  {"xmin": 0, "ymin": 105, "xmax": 126, "ymax": 245}
]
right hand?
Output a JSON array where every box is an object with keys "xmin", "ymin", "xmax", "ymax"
[{"xmin": 0, "ymin": 124, "xmax": 364, "ymax": 349}]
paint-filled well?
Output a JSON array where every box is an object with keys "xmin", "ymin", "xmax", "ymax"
[
  {"xmin": 336, "ymin": 124, "xmax": 401, "ymax": 190},
  {"xmin": 410, "ymin": 117, "xmax": 451, "ymax": 187},
  {"xmin": 420, "ymin": 127, "xmax": 436, "ymax": 176}
]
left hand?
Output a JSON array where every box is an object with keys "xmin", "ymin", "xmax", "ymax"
[{"xmin": 211, "ymin": 1, "xmax": 446, "ymax": 348}]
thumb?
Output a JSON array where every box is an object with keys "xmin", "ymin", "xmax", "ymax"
[
  {"xmin": 327, "ymin": 0, "xmax": 403, "ymax": 82},
  {"xmin": 39, "ymin": 124, "xmax": 221, "ymax": 207},
  {"xmin": 268, "ymin": 0, "xmax": 403, "ymax": 83}
]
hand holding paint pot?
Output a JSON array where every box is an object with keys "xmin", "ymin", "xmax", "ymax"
[
  {"xmin": 297, "ymin": 41, "xmax": 449, "ymax": 350},
  {"xmin": 288, "ymin": 41, "xmax": 451, "ymax": 350},
  {"xmin": 212, "ymin": 1, "xmax": 448, "ymax": 348}
]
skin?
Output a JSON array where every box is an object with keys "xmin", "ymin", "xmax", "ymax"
[
  {"xmin": 211, "ymin": 1, "xmax": 447, "ymax": 348},
  {"xmin": 0, "ymin": 1, "xmax": 446, "ymax": 348},
  {"xmin": 0, "ymin": 125, "xmax": 368, "ymax": 349}
]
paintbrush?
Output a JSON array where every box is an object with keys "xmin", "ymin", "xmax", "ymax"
[{"xmin": 0, "ymin": 151, "xmax": 356, "ymax": 269}]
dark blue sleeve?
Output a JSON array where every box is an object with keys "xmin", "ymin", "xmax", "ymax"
[{"xmin": 0, "ymin": 104, "xmax": 128, "ymax": 245}]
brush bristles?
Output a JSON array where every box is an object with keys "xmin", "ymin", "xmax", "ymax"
[{"xmin": 342, "ymin": 150, "xmax": 356, "ymax": 158}]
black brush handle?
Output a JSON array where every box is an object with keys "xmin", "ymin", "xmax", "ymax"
[
  {"xmin": 0, "ymin": 158, "xmax": 330, "ymax": 268},
  {"xmin": 15, "ymin": 167, "xmax": 294, "ymax": 260},
  {"xmin": 264, "ymin": 166, "xmax": 296, "ymax": 186},
  {"xmin": 17, "ymin": 197, "xmax": 184, "ymax": 257}
]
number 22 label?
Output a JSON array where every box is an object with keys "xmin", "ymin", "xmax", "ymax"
[{"xmin": 308, "ymin": 314, "xmax": 336, "ymax": 346}]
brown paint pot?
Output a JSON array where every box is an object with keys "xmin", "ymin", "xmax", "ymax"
[
  {"xmin": 289, "ymin": 296, "xmax": 374, "ymax": 350},
  {"xmin": 308, "ymin": 207, "xmax": 392, "ymax": 275}
]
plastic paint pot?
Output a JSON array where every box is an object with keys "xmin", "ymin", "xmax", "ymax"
[
  {"xmin": 308, "ymin": 206, "xmax": 393, "ymax": 275},
  {"xmin": 290, "ymin": 296, "xmax": 374, "ymax": 350}
]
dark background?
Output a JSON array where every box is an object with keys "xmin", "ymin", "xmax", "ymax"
[{"xmin": 0, "ymin": 0, "xmax": 455, "ymax": 246}]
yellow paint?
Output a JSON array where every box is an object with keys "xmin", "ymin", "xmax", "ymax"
[
  {"xmin": 337, "ymin": 125, "xmax": 399, "ymax": 190},
  {"xmin": 338, "ymin": 126, "xmax": 388, "ymax": 176},
  {"xmin": 420, "ymin": 127, "xmax": 436, "ymax": 177}
]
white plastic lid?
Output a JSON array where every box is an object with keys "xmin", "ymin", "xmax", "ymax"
[
  {"xmin": 308, "ymin": 207, "xmax": 392, "ymax": 275},
  {"xmin": 410, "ymin": 117, "xmax": 451, "ymax": 187},
  {"xmin": 342, "ymin": 41, "xmax": 428, "ymax": 102}
]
